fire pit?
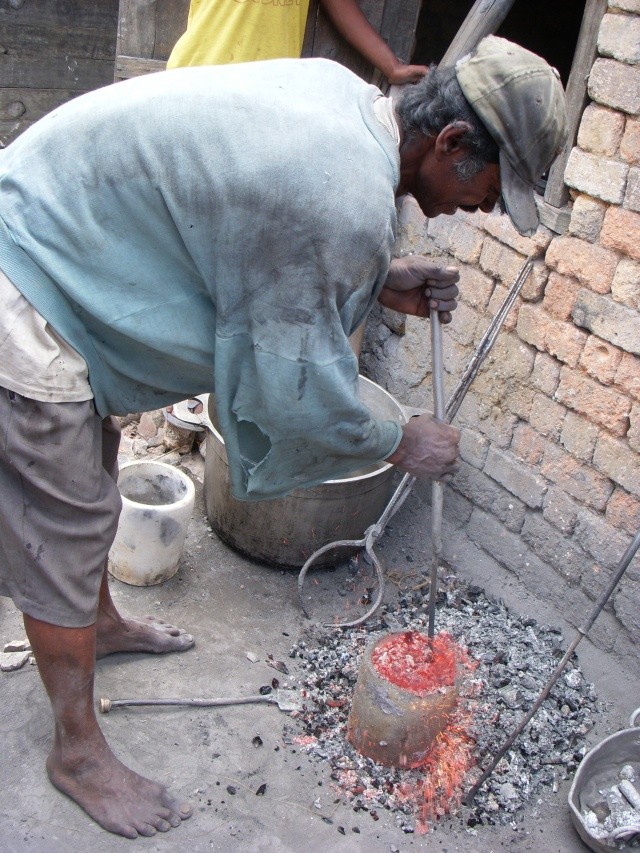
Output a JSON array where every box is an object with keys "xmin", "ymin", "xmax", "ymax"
[
  {"xmin": 286, "ymin": 577, "xmax": 601, "ymax": 834},
  {"xmin": 347, "ymin": 631, "xmax": 463, "ymax": 768}
]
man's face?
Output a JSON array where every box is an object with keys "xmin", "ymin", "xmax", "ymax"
[
  {"xmin": 397, "ymin": 124, "xmax": 502, "ymax": 220},
  {"xmin": 413, "ymin": 159, "xmax": 501, "ymax": 219}
]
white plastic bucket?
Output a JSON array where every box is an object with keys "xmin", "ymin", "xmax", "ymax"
[{"xmin": 108, "ymin": 461, "xmax": 195, "ymax": 586}]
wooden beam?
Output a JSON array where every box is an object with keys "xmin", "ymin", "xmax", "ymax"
[
  {"xmin": 115, "ymin": 55, "xmax": 167, "ymax": 79},
  {"xmin": 0, "ymin": 56, "xmax": 113, "ymax": 91},
  {"xmin": 440, "ymin": 0, "xmax": 517, "ymax": 67},
  {"xmin": 379, "ymin": 0, "xmax": 423, "ymax": 65},
  {"xmin": 544, "ymin": 0, "xmax": 607, "ymax": 210},
  {"xmin": 535, "ymin": 198, "xmax": 571, "ymax": 234}
]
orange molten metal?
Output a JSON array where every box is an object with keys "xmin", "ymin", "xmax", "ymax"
[{"xmin": 347, "ymin": 631, "xmax": 466, "ymax": 769}]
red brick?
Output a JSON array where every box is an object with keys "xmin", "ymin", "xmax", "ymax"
[
  {"xmin": 505, "ymin": 386, "xmax": 535, "ymax": 420},
  {"xmin": 601, "ymin": 207, "xmax": 640, "ymax": 261},
  {"xmin": 579, "ymin": 335, "xmax": 623, "ymax": 385},
  {"xmin": 545, "ymin": 319, "xmax": 588, "ymax": 367},
  {"xmin": 457, "ymin": 263, "xmax": 495, "ymax": 310},
  {"xmin": 529, "ymin": 393, "xmax": 566, "ymax": 438},
  {"xmin": 543, "ymin": 487, "xmax": 580, "ymax": 535},
  {"xmin": 522, "ymin": 260, "xmax": 549, "ymax": 302},
  {"xmin": 543, "ymin": 272, "xmax": 582, "ymax": 320},
  {"xmin": 560, "ymin": 410, "xmax": 599, "ymax": 462},
  {"xmin": 546, "ymin": 236, "xmax": 618, "ymax": 293},
  {"xmin": 555, "ymin": 367, "xmax": 632, "ymax": 436},
  {"xmin": 512, "ymin": 424, "xmax": 546, "ymax": 465},
  {"xmin": 447, "ymin": 302, "xmax": 480, "ymax": 346},
  {"xmin": 479, "ymin": 236, "xmax": 527, "ymax": 284},
  {"xmin": 616, "ymin": 352, "xmax": 640, "ymax": 401},
  {"xmin": 541, "ymin": 442, "xmax": 613, "ymax": 511},
  {"xmin": 606, "ymin": 488, "xmax": 640, "ymax": 536},
  {"xmin": 531, "ymin": 352, "xmax": 561, "ymax": 395},
  {"xmin": 448, "ymin": 221, "xmax": 484, "ymax": 264},
  {"xmin": 594, "ymin": 432, "xmax": 640, "ymax": 497},
  {"xmin": 516, "ymin": 303, "xmax": 547, "ymax": 350},
  {"xmin": 479, "ymin": 211, "xmax": 552, "ymax": 256},
  {"xmin": 620, "ymin": 117, "xmax": 640, "ymax": 165},
  {"xmin": 629, "ymin": 403, "xmax": 640, "ymax": 452}
]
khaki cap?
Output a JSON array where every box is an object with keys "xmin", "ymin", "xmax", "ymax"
[{"xmin": 455, "ymin": 36, "xmax": 567, "ymax": 237}]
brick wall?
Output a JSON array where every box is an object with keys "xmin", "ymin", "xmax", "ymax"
[{"xmin": 361, "ymin": 2, "xmax": 640, "ymax": 661}]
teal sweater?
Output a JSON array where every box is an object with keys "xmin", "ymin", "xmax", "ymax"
[{"xmin": 0, "ymin": 58, "xmax": 402, "ymax": 499}]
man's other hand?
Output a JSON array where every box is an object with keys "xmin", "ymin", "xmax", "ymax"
[
  {"xmin": 385, "ymin": 413, "xmax": 459, "ymax": 480},
  {"xmin": 378, "ymin": 256, "xmax": 459, "ymax": 323}
]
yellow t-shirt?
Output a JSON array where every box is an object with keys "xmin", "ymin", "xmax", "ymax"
[{"xmin": 167, "ymin": 0, "xmax": 311, "ymax": 68}]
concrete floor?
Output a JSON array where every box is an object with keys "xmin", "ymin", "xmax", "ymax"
[{"xmin": 1, "ymin": 454, "xmax": 638, "ymax": 853}]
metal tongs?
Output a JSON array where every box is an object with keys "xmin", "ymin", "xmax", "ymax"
[{"xmin": 298, "ymin": 257, "xmax": 534, "ymax": 629}]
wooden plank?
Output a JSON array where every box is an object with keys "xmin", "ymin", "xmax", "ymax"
[
  {"xmin": 440, "ymin": 0, "xmax": 517, "ymax": 66},
  {"xmin": 0, "ymin": 0, "xmax": 118, "ymax": 30},
  {"xmin": 115, "ymin": 55, "xmax": 167, "ymax": 78},
  {"xmin": 302, "ymin": 0, "xmax": 385, "ymax": 82},
  {"xmin": 0, "ymin": 24, "xmax": 115, "ymax": 59},
  {"xmin": 0, "ymin": 87, "xmax": 78, "ymax": 120},
  {"xmin": 116, "ymin": 0, "xmax": 188, "ymax": 70},
  {"xmin": 535, "ymin": 198, "xmax": 571, "ymax": 234},
  {"xmin": 544, "ymin": 0, "xmax": 607, "ymax": 210},
  {"xmin": 0, "ymin": 89, "xmax": 83, "ymax": 147},
  {"xmin": 0, "ymin": 55, "xmax": 113, "ymax": 91},
  {"xmin": 379, "ymin": 0, "xmax": 423, "ymax": 64}
]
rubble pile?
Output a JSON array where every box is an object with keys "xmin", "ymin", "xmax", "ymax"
[{"xmin": 285, "ymin": 576, "xmax": 601, "ymax": 834}]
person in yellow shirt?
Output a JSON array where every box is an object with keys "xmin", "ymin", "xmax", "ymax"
[{"xmin": 167, "ymin": 0, "xmax": 428, "ymax": 84}]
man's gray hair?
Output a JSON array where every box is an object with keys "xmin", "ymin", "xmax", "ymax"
[{"xmin": 396, "ymin": 65, "xmax": 500, "ymax": 182}]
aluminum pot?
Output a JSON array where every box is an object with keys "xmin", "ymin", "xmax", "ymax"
[
  {"xmin": 568, "ymin": 708, "xmax": 640, "ymax": 852},
  {"xmin": 204, "ymin": 376, "xmax": 408, "ymax": 568}
]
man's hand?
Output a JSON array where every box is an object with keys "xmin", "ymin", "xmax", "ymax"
[
  {"xmin": 385, "ymin": 414, "xmax": 459, "ymax": 480},
  {"xmin": 386, "ymin": 62, "xmax": 429, "ymax": 85},
  {"xmin": 378, "ymin": 256, "xmax": 459, "ymax": 323}
]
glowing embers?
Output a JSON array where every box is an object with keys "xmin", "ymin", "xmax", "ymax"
[{"xmin": 347, "ymin": 631, "xmax": 471, "ymax": 770}]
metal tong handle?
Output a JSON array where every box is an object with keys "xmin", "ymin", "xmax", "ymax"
[{"xmin": 428, "ymin": 310, "xmax": 445, "ymax": 637}]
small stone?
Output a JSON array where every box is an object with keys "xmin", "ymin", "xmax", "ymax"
[
  {"xmin": 499, "ymin": 782, "xmax": 518, "ymax": 801},
  {"xmin": 564, "ymin": 669, "xmax": 582, "ymax": 689},
  {"xmin": 3, "ymin": 639, "xmax": 30, "ymax": 653},
  {"xmin": 246, "ymin": 651, "xmax": 260, "ymax": 663},
  {"xmin": 0, "ymin": 650, "xmax": 30, "ymax": 671}
]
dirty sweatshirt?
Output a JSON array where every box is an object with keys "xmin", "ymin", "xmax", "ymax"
[{"xmin": 0, "ymin": 58, "xmax": 401, "ymax": 500}]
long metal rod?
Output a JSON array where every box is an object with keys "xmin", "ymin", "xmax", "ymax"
[
  {"xmin": 464, "ymin": 530, "xmax": 640, "ymax": 805},
  {"xmin": 428, "ymin": 310, "xmax": 445, "ymax": 637},
  {"xmin": 446, "ymin": 257, "xmax": 533, "ymax": 423}
]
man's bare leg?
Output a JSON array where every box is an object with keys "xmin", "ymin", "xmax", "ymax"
[
  {"xmin": 94, "ymin": 568, "xmax": 195, "ymax": 658},
  {"xmin": 96, "ymin": 415, "xmax": 195, "ymax": 658},
  {"xmin": 23, "ymin": 614, "xmax": 192, "ymax": 838}
]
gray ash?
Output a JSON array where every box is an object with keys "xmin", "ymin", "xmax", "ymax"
[{"xmin": 284, "ymin": 576, "xmax": 601, "ymax": 834}]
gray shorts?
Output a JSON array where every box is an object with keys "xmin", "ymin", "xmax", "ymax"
[{"xmin": 0, "ymin": 387, "xmax": 122, "ymax": 627}]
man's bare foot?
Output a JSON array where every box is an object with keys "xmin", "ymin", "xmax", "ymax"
[
  {"xmin": 95, "ymin": 614, "xmax": 195, "ymax": 658},
  {"xmin": 47, "ymin": 735, "xmax": 192, "ymax": 838}
]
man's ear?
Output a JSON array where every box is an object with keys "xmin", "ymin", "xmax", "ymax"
[{"xmin": 433, "ymin": 123, "xmax": 472, "ymax": 160}]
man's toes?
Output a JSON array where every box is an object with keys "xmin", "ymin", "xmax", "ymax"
[
  {"xmin": 153, "ymin": 817, "xmax": 173, "ymax": 832},
  {"xmin": 120, "ymin": 825, "xmax": 139, "ymax": 840},
  {"xmin": 177, "ymin": 633, "xmax": 195, "ymax": 650},
  {"xmin": 136, "ymin": 822, "xmax": 157, "ymax": 837},
  {"xmin": 178, "ymin": 803, "xmax": 192, "ymax": 819}
]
